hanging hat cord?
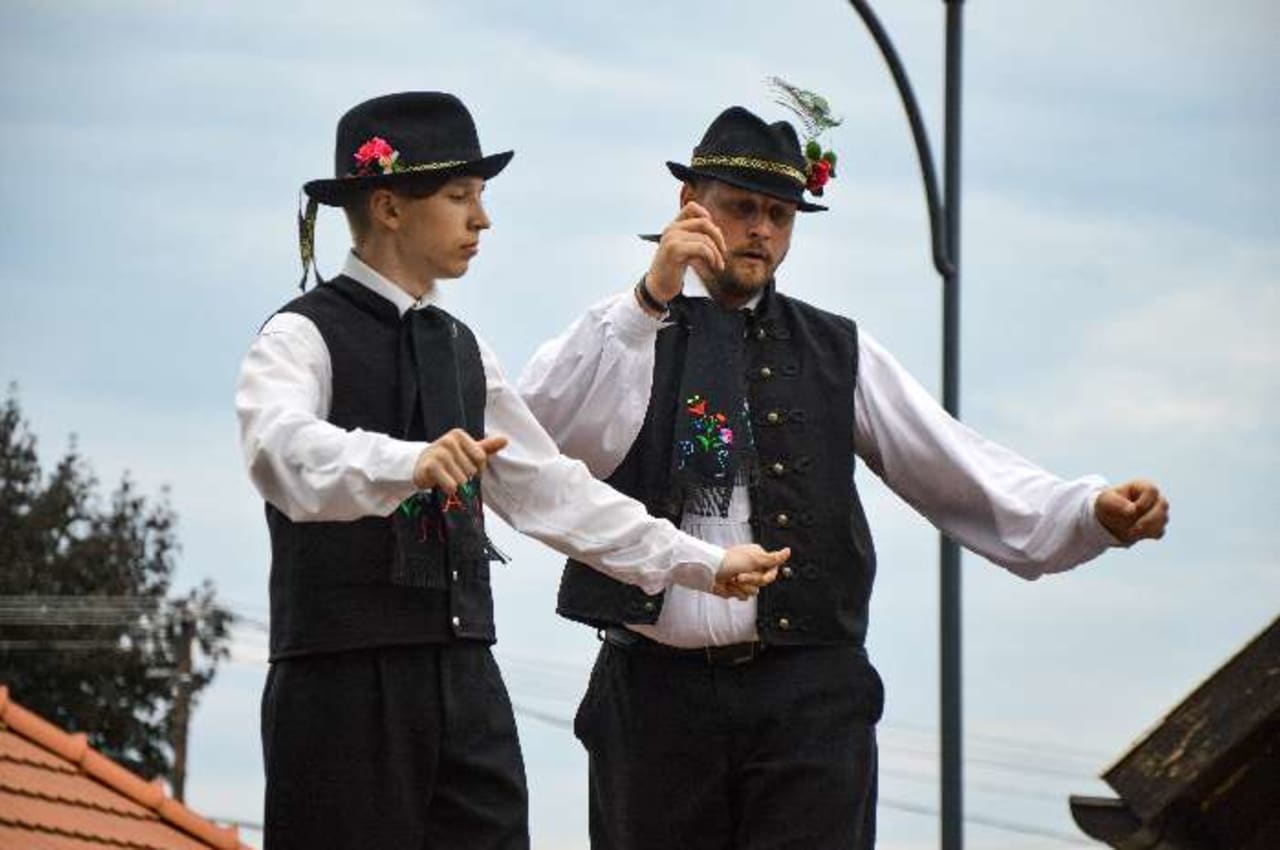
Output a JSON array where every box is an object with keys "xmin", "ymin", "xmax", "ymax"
[{"xmin": 296, "ymin": 191, "xmax": 323, "ymax": 291}]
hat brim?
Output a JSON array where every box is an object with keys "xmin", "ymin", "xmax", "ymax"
[
  {"xmin": 304, "ymin": 150, "xmax": 514, "ymax": 207},
  {"xmin": 666, "ymin": 162, "xmax": 827, "ymax": 213}
]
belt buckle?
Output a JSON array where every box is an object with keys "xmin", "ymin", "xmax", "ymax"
[{"xmin": 705, "ymin": 642, "xmax": 760, "ymax": 667}]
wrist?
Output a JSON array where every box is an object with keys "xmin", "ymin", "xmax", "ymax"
[{"xmin": 634, "ymin": 275, "xmax": 668, "ymax": 318}]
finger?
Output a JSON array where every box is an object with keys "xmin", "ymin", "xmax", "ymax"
[
  {"xmin": 711, "ymin": 583, "xmax": 747, "ymax": 600},
  {"xmin": 1096, "ymin": 489, "xmax": 1135, "ymax": 525},
  {"xmin": 1132, "ymin": 499, "xmax": 1170, "ymax": 540},
  {"xmin": 733, "ymin": 571, "xmax": 772, "ymax": 588},
  {"xmin": 1127, "ymin": 481, "xmax": 1159, "ymax": 514},
  {"xmin": 761, "ymin": 547, "xmax": 791, "ymax": 568},
  {"xmin": 450, "ymin": 447, "xmax": 479, "ymax": 480},
  {"xmin": 479, "ymin": 435, "xmax": 508, "ymax": 455},
  {"xmin": 428, "ymin": 463, "xmax": 459, "ymax": 495},
  {"xmin": 667, "ymin": 231, "xmax": 724, "ymax": 271},
  {"xmin": 734, "ymin": 565, "xmax": 780, "ymax": 586},
  {"xmin": 670, "ymin": 215, "xmax": 728, "ymax": 258},
  {"xmin": 434, "ymin": 453, "xmax": 468, "ymax": 491},
  {"xmin": 676, "ymin": 201, "xmax": 714, "ymax": 222},
  {"xmin": 1107, "ymin": 488, "xmax": 1139, "ymax": 518},
  {"xmin": 458, "ymin": 434, "xmax": 489, "ymax": 469}
]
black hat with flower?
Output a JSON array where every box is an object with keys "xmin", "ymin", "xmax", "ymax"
[
  {"xmin": 665, "ymin": 77, "xmax": 841, "ymax": 213},
  {"xmin": 304, "ymin": 91, "xmax": 513, "ymax": 207},
  {"xmin": 296, "ymin": 91, "xmax": 513, "ymax": 288}
]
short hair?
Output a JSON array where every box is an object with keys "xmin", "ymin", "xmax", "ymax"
[{"xmin": 343, "ymin": 171, "xmax": 455, "ymax": 243}]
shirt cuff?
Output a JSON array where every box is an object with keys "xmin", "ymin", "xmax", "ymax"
[
  {"xmin": 376, "ymin": 437, "xmax": 430, "ymax": 493},
  {"xmin": 606, "ymin": 287, "xmax": 667, "ymax": 346},
  {"xmin": 665, "ymin": 534, "xmax": 725, "ymax": 592}
]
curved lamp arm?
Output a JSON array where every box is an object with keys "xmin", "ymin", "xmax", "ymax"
[{"xmin": 846, "ymin": 0, "xmax": 954, "ymax": 279}]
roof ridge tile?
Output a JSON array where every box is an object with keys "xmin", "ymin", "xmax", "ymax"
[{"xmin": 0, "ymin": 684, "xmax": 250, "ymax": 849}]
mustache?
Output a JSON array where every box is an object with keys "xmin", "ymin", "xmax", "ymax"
[{"xmin": 731, "ymin": 244, "xmax": 773, "ymax": 264}]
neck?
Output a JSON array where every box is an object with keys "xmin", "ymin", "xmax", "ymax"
[
  {"xmin": 353, "ymin": 239, "xmax": 435, "ymax": 301},
  {"xmin": 698, "ymin": 267, "xmax": 766, "ymax": 311}
]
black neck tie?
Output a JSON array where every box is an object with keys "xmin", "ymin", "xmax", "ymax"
[
  {"xmin": 390, "ymin": 306, "xmax": 501, "ymax": 589},
  {"xmin": 667, "ymin": 296, "xmax": 757, "ymax": 518}
]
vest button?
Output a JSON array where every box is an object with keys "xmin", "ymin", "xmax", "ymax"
[
  {"xmin": 778, "ymin": 617, "xmax": 791, "ymax": 630},
  {"xmin": 780, "ymin": 565, "xmax": 794, "ymax": 579},
  {"xmin": 756, "ymin": 327, "xmax": 767, "ymax": 340},
  {"xmin": 450, "ymin": 570, "xmax": 459, "ymax": 582},
  {"xmin": 759, "ymin": 366, "xmax": 773, "ymax": 379},
  {"xmin": 451, "ymin": 615, "xmax": 461, "ymax": 628},
  {"xmin": 771, "ymin": 461, "xmax": 785, "ymax": 476},
  {"xmin": 766, "ymin": 410, "xmax": 781, "ymax": 425},
  {"xmin": 643, "ymin": 601, "xmax": 656, "ymax": 613},
  {"xmin": 776, "ymin": 513, "xmax": 790, "ymax": 528}
]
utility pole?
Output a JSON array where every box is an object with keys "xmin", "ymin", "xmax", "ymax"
[{"xmin": 170, "ymin": 603, "xmax": 196, "ymax": 802}]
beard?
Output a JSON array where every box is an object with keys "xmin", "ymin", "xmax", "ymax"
[{"xmin": 708, "ymin": 251, "xmax": 778, "ymax": 302}]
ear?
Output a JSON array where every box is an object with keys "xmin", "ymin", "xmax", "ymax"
[
  {"xmin": 679, "ymin": 180, "xmax": 698, "ymax": 208},
  {"xmin": 368, "ymin": 188, "xmax": 400, "ymax": 231}
]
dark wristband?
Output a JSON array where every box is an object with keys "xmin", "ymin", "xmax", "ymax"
[{"xmin": 635, "ymin": 276, "xmax": 668, "ymax": 315}]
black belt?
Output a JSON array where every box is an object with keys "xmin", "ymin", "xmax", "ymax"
[{"xmin": 602, "ymin": 627, "xmax": 765, "ymax": 667}]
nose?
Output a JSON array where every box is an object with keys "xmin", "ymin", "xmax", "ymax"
[
  {"xmin": 471, "ymin": 200, "xmax": 491, "ymax": 231},
  {"xmin": 746, "ymin": 213, "xmax": 773, "ymax": 242}
]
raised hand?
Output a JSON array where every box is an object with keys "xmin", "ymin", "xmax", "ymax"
[
  {"xmin": 1095, "ymin": 479, "xmax": 1169, "ymax": 545},
  {"xmin": 644, "ymin": 201, "xmax": 728, "ymax": 303},
  {"xmin": 710, "ymin": 544, "xmax": 790, "ymax": 601},
  {"xmin": 413, "ymin": 428, "xmax": 508, "ymax": 494}
]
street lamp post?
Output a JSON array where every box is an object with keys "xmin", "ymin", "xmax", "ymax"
[{"xmin": 845, "ymin": 2, "xmax": 965, "ymax": 848}]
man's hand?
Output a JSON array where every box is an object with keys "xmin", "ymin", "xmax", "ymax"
[
  {"xmin": 413, "ymin": 429, "xmax": 508, "ymax": 494},
  {"xmin": 1095, "ymin": 479, "xmax": 1169, "ymax": 545},
  {"xmin": 645, "ymin": 202, "xmax": 728, "ymax": 303},
  {"xmin": 710, "ymin": 545, "xmax": 790, "ymax": 601}
]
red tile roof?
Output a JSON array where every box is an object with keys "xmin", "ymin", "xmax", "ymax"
[{"xmin": 0, "ymin": 685, "xmax": 253, "ymax": 850}]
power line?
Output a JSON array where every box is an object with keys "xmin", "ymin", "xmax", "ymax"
[{"xmin": 878, "ymin": 795, "xmax": 1092, "ymax": 846}]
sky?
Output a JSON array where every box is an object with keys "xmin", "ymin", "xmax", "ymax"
[{"xmin": 2, "ymin": 1, "xmax": 1277, "ymax": 848}]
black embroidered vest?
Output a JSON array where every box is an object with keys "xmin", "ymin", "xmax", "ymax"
[
  {"xmin": 556, "ymin": 284, "xmax": 878, "ymax": 646},
  {"xmin": 264, "ymin": 275, "xmax": 495, "ymax": 660}
]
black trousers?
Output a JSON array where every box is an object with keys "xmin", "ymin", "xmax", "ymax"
[
  {"xmin": 261, "ymin": 642, "xmax": 528, "ymax": 850},
  {"xmin": 575, "ymin": 639, "xmax": 882, "ymax": 850}
]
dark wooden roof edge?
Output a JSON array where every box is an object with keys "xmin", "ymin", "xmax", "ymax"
[{"xmin": 1069, "ymin": 795, "xmax": 1157, "ymax": 848}]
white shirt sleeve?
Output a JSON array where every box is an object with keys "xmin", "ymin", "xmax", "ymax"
[
  {"xmin": 479, "ymin": 335, "xmax": 723, "ymax": 595},
  {"xmin": 516, "ymin": 290, "xmax": 662, "ymax": 478},
  {"xmin": 234, "ymin": 312, "xmax": 426, "ymax": 522},
  {"xmin": 854, "ymin": 331, "xmax": 1116, "ymax": 578}
]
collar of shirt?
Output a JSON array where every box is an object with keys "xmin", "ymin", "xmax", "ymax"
[
  {"xmin": 342, "ymin": 251, "xmax": 441, "ymax": 317},
  {"xmin": 680, "ymin": 267, "xmax": 765, "ymax": 312}
]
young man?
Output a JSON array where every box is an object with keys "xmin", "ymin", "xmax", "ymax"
[
  {"xmin": 234, "ymin": 92, "xmax": 787, "ymax": 850},
  {"xmin": 518, "ymin": 105, "xmax": 1170, "ymax": 849}
]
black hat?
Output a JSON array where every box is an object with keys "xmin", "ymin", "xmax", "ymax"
[
  {"xmin": 667, "ymin": 106, "xmax": 827, "ymax": 213},
  {"xmin": 304, "ymin": 91, "xmax": 513, "ymax": 207}
]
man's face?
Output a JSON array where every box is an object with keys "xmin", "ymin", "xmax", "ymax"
[
  {"xmin": 685, "ymin": 179, "xmax": 796, "ymax": 298},
  {"xmin": 391, "ymin": 175, "xmax": 490, "ymax": 283}
]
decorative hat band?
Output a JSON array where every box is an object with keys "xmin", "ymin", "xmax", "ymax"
[
  {"xmin": 690, "ymin": 155, "xmax": 807, "ymax": 187},
  {"xmin": 347, "ymin": 159, "xmax": 468, "ymax": 178}
]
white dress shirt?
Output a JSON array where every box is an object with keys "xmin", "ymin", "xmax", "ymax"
[
  {"xmin": 235, "ymin": 252, "xmax": 727, "ymax": 596},
  {"xmin": 517, "ymin": 274, "xmax": 1117, "ymax": 648}
]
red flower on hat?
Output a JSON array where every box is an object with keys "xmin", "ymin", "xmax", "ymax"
[
  {"xmin": 807, "ymin": 158, "xmax": 832, "ymax": 194},
  {"xmin": 352, "ymin": 136, "xmax": 402, "ymax": 176},
  {"xmin": 803, "ymin": 140, "xmax": 837, "ymax": 196}
]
